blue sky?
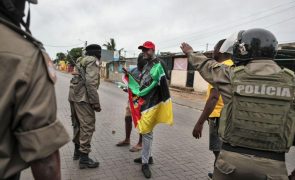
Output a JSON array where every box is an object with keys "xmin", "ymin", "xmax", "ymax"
[{"xmin": 30, "ymin": 0, "xmax": 295, "ymax": 58}]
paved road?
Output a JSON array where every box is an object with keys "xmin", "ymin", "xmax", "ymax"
[{"xmin": 22, "ymin": 71, "xmax": 295, "ymax": 180}]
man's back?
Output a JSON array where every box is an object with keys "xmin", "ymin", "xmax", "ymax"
[
  {"xmin": 182, "ymin": 27, "xmax": 295, "ymax": 179},
  {"xmin": 68, "ymin": 55, "xmax": 100, "ymax": 104},
  {"xmin": 0, "ymin": 22, "xmax": 69, "ymax": 179}
]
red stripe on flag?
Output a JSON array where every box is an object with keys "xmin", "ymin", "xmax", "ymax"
[{"xmin": 128, "ymin": 89, "xmax": 141, "ymax": 127}]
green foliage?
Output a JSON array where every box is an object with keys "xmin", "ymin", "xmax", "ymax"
[
  {"xmin": 66, "ymin": 47, "xmax": 83, "ymax": 65},
  {"xmin": 103, "ymin": 38, "xmax": 125, "ymax": 59},
  {"xmin": 56, "ymin": 52, "xmax": 66, "ymax": 61}
]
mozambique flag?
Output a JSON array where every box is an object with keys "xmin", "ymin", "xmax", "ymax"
[{"xmin": 126, "ymin": 61, "xmax": 174, "ymax": 134}]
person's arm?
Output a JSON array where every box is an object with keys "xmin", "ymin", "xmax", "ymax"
[
  {"xmin": 181, "ymin": 42, "xmax": 232, "ymax": 101},
  {"xmin": 84, "ymin": 57, "xmax": 101, "ymax": 112},
  {"xmin": 192, "ymin": 88, "xmax": 220, "ymax": 139},
  {"xmin": 181, "ymin": 42, "xmax": 231, "ymax": 84},
  {"xmin": 30, "ymin": 151, "xmax": 61, "ymax": 180},
  {"xmin": 14, "ymin": 52, "xmax": 69, "ymax": 179}
]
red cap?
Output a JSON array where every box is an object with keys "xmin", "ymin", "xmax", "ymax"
[{"xmin": 138, "ymin": 41, "xmax": 155, "ymax": 50}]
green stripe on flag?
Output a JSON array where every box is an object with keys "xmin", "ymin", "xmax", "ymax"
[{"xmin": 128, "ymin": 62, "xmax": 166, "ymax": 97}]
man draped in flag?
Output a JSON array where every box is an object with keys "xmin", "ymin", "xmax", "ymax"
[
  {"xmin": 116, "ymin": 53, "xmax": 147, "ymax": 152},
  {"xmin": 125, "ymin": 41, "xmax": 173, "ymax": 179}
]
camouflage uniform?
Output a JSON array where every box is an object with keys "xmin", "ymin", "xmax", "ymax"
[{"xmin": 68, "ymin": 56, "xmax": 100, "ymax": 154}]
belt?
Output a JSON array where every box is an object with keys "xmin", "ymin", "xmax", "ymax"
[{"xmin": 222, "ymin": 143, "xmax": 285, "ymax": 161}]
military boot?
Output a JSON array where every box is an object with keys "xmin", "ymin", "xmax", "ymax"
[
  {"xmin": 73, "ymin": 144, "xmax": 80, "ymax": 160},
  {"xmin": 79, "ymin": 153, "xmax": 99, "ymax": 169}
]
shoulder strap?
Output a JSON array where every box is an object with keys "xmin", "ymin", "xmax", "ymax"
[
  {"xmin": 233, "ymin": 66, "xmax": 245, "ymax": 73},
  {"xmin": 282, "ymin": 68, "xmax": 295, "ymax": 77},
  {"xmin": 0, "ymin": 16, "xmax": 44, "ymax": 50}
]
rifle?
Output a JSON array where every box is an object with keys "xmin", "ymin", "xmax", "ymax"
[{"xmin": 67, "ymin": 51, "xmax": 86, "ymax": 83}]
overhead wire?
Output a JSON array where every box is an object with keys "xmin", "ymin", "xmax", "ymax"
[{"xmin": 159, "ymin": 2, "xmax": 295, "ymax": 50}]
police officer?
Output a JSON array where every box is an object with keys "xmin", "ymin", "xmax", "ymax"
[
  {"xmin": 181, "ymin": 28, "xmax": 295, "ymax": 180},
  {"xmin": 68, "ymin": 44, "xmax": 101, "ymax": 169},
  {"xmin": 0, "ymin": 0, "xmax": 70, "ymax": 179}
]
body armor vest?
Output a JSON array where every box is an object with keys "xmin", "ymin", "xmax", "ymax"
[{"xmin": 219, "ymin": 66, "xmax": 295, "ymax": 152}]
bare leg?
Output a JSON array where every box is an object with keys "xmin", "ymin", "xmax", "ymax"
[{"xmin": 117, "ymin": 116, "xmax": 132, "ymax": 146}]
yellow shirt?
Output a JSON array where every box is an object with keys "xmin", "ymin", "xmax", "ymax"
[{"xmin": 206, "ymin": 59, "xmax": 234, "ymax": 118}]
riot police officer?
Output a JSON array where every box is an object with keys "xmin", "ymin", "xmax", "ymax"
[
  {"xmin": 181, "ymin": 28, "xmax": 295, "ymax": 180},
  {"xmin": 68, "ymin": 44, "xmax": 101, "ymax": 169},
  {"xmin": 0, "ymin": 0, "xmax": 70, "ymax": 179}
]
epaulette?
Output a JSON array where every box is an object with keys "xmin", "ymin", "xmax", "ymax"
[{"xmin": 282, "ymin": 68, "xmax": 295, "ymax": 77}]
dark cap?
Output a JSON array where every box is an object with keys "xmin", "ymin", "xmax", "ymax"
[
  {"xmin": 85, "ymin": 44, "xmax": 101, "ymax": 52},
  {"xmin": 138, "ymin": 41, "xmax": 155, "ymax": 50}
]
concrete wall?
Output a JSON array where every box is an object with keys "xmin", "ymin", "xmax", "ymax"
[
  {"xmin": 100, "ymin": 61, "xmax": 107, "ymax": 78},
  {"xmin": 108, "ymin": 72, "xmax": 124, "ymax": 82},
  {"xmin": 170, "ymin": 70, "xmax": 187, "ymax": 88},
  {"xmin": 193, "ymin": 71, "xmax": 208, "ymax": 93},
  {"xmin": 100, "ymin": 67, "xmax": 106, "ymax": 79}
]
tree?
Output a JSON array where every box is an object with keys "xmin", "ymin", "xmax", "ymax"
[
  {"xmin": 54, "ymin": 52, "xmax": 66, "ymax": 64},
  {"xmin": 103, "ymin": 38, "xmax": 127, "ymax": 59},
  {"xmin": 66, "ymin": 47, "xmax": 83, "ymax": 65},
  {"xmin": 56, "ymin": 52, "xmax": 66, "ymax": 61},
  {"xmin": 103, "ymin": 38, "xmax": 116, "ymax": 51}
]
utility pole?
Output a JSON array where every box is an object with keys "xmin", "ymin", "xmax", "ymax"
[{"xmin": 206, "ymin": 43, "xmax": 209, "ymax": 51}]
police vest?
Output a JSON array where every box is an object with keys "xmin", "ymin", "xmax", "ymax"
[{"xmin": 219, "ymin": 66, "xmax": 295, "ymax": 152}]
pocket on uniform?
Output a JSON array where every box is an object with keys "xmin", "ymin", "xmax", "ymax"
[
  {"xmin": 266, "ymin": 175, "xmax": 288, "ymax": 180},
  {"xmin": 74, "ymin": 81, "xmax": 83, "ymax": 94},
  {"xmin": 215, "ymin": 158, "xmax": 236, "ymax": 175}
]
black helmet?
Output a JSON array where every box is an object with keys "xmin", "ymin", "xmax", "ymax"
[
  {"xmin": 85, "ymin": 44, "xmax": 102, "ymax": 59},
  {"xmin": 232, "ymin": 28, "xmax": 278, "ymax": 64},
  {"xmin": 0, "ymin": 0, "xmax": 37, "ymax": 32}
]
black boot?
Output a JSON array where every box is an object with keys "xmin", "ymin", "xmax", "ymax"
[
  {"xmin": 79, "ymin": 153, "xmax": 99, "ymax": 169},
  {"xmin": 142, "ymin": 164, "xmax": 151, "ymax": 179},
  {"xmin": 134, "ymin": 157, "xmax": 153, "ymax": 164},
  {"xmin": 208, "ymin": 172, "xmax": 213, "ymax": 179},
  {"xmin": 73, "ymin": 144, "xmax": 80, "ymax": 160}
]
